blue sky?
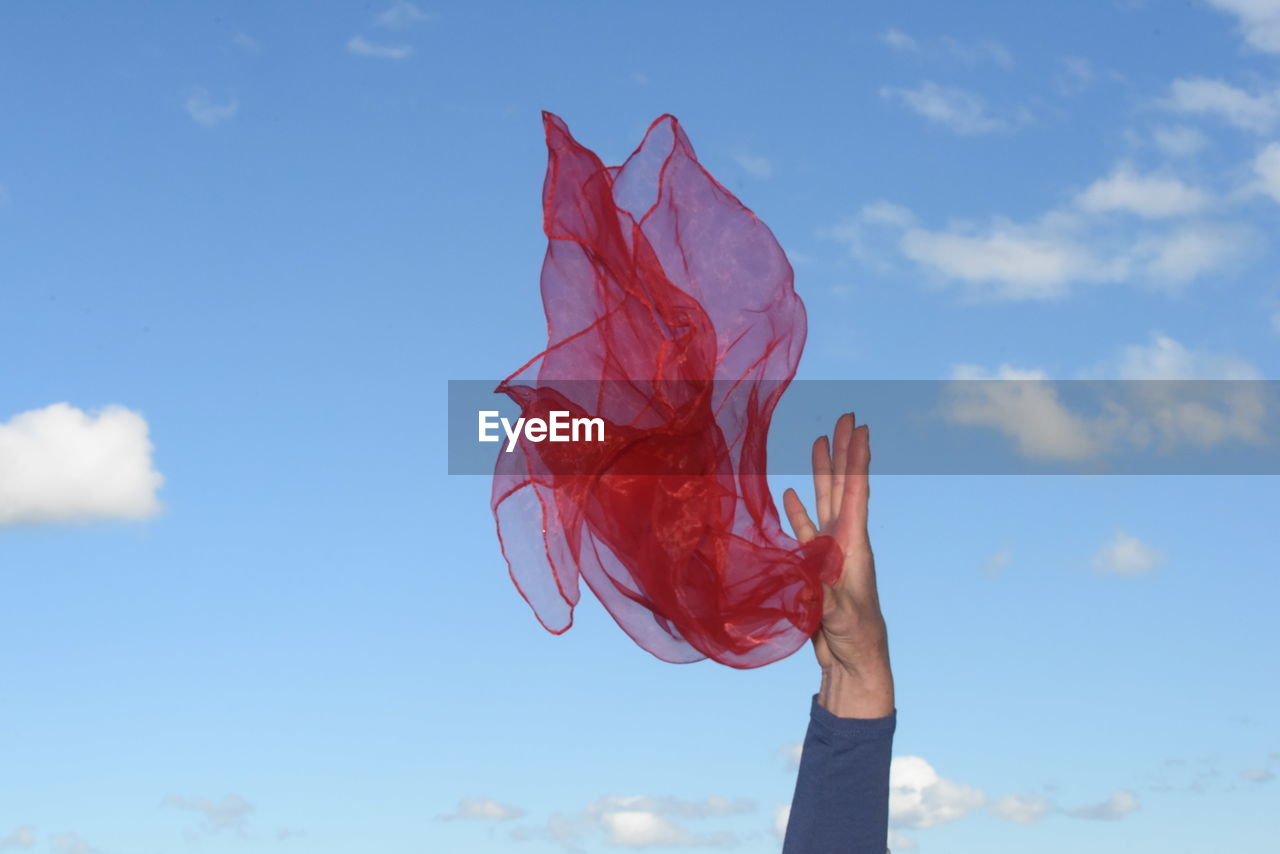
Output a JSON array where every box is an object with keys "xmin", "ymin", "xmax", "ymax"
[{"xmin": 1, "ymin": 1, "xmax": 1278, "ymax": 852}]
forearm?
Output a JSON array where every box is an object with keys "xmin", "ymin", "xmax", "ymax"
[{"xmin": 782, "ymin": 695, "xmax": 896, "ymax": 854}]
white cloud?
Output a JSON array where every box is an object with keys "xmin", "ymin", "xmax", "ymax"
[
  {"xmin": 888, "ymin": 829, "xmax": 919, "ymax": 850},
  {"xmin": 1137, "ymin": 223, "xmax": 1251, "ymax": 285},
  {"xmin": 1065, "ymin": 789, "xmax": 1139, "ymax": 820},
  {"xmin": 732, "ymin": 151, "xmax": 773, "ymax": 178},
  {"xmin": 1108, "ymin": 332, "xmax": 1261, "ymax": 380},
  {"xmin": 880, "ymin": 82, "xmax": 1010, "ymax": 135},
  {"xmin": 899, "ymin": 221, "xmax": 1111, "ymax": 300},
  {"xmin": 1206, "ymin": 0, "xmax": 1280, "ymax": 53},
  {"xmin": 346, "ymin": 35, "xmax": 412, "ymax": 60},
  {"xmin": 1240, "ymin": 768, "xmax": 1275, "ymax": 782},
  {"xmin": 772, "ymin": 804, "xmax": 789, "ymax": 839},
  {"xmin": 597, "ymin": 811, "xmax": 726, "ymax": 847},
  {"xmin": 165, "ymin": 793, "xmax": 253, "ymax": 832},
  {"xmin": 1253, "ymin": 142, "xmax": 1280, "ymax": 202},
  {"xmin": 48, "ymin": 834, "xmax": 94, "ymax": 854},
  {"xmin": 440, "ymin": 798, "xmax": 525, "ymax": 821},
  {"xmin": 777, "ymin": 742, "xmax": 803, "ymax": 769},
  {"xmin": 889, "ymin": 756, "xmax": 986, "ymax": 829},
  {"xmin": 946, "ymin": 334, "xmax": 1267, "ymax": 463},
  {"xmin": 513, "ymin": 794, "xmax": 748, "ymax": 849},
  {"xmin": 1076, "ymin": 165, "xmax": 1210, "ymax": 218},
  {"xmin": 1091, "ymin": 531, "xmax": 1162, "ymax": 576},
  {"xmin": 1152, "ymin": 125, "xmax": 1208, "ymax": 157},
  {"xmin": 375, "ymin": 0, "xmax": 432, "ymax": 29},
  {"xmin": 0, "ymin": 827, "xmax": 35, "ymax": 850},
  {"xmin": 946, "ymin": 364, "xmax": 1102, "ymax": 460},
  {"xmin": 1164, "ymin": 77, "xmax": 1280, "ymax": 133},
  {"xmin": 585, "ymin": 797, "xmax": 742, "ymax": 847},
  {"xmin": 0, "ymin": 403, "xmax": 164, "ymax": 526},
  {"xmin": 1105, "ymin": 334, "xmax": 1268, "ymax": 451},
  {"xmin": 832, "ymin": 194, "xmax": 1249, "ymax": 300},
  {"xmin": 185, "ymin": 88, "xmax": 238, "ymax": 127},
  {"xmin": 988, "ymin": 793, "xmax": 1049, "ymax": 824}
]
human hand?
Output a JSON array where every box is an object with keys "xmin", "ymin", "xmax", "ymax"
[{"xmin": 783, "ymin": 412, "xmax": 894, "ymax": 718}]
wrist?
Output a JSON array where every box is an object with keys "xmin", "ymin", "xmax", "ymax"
[{"xmin": 818, "ymin": 661, "xmax": 894, "ymax": 719}]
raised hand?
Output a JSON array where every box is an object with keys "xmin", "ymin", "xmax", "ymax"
[{"xmin": 783, "ymin": 413, "xmax": 894, "ymax": 718}]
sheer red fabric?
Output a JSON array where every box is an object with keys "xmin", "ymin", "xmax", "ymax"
[{"xmin": 492, "ymin": 112, "xmax": 842, "ymax": 668}]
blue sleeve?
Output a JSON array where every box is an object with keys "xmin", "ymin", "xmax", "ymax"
[{"xmin": 781, "ymin": 694, "xmax": 896, "ymax": 854}]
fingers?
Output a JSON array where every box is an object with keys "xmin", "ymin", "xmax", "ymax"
[
  {"xmin": 811, "ymin": 435, "xmax": 832, "ymax": 529},
  {"xmin": 783, "ymin": 488, "xmax": 819, "ymax": 544},
  {"xmin": 836, "ymin": 423, "xmax": 871, "ymax": 543},
  {"xmin": 829, "ymin": 413, "xmax": 855, "ymax": 521}
]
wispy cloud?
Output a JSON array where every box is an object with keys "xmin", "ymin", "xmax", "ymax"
[
  {"xmin": 879, "ymin": 27, "xmax": 918, "ymax": 51},
  {"xmin": 165, "ymin": 793, "xmax": 254, "ymax": 834},
  {"xmin": 185, "ymin": 88, "xmax": 238, "ymax": 127},
  {"xmin": 944, "ymin": 334, "xmax": 1267, "ymax": 463},
  {"xmin": 1152, "ymin": 125, "xmax": 1208, "ymax": 157},
  {"xmin": 1091, "ymin": 531, "xmax": 1162, "ymax": 576},
  {"xmin": 48, "ymin": 834, "xmax": 95, "ymax": 854},
  {"xmin": 1163, "ymin": 77, "xmax": 1280, "ymax": 133},
  {"xmin": 896, "ymin": 218, "xmax": 1119, "ymax": 300},
  {"xmin": 1099, "ymin": 332, "xmax": 1261, "ymax": 380},
  {"xmin": 988, "ymin": 793, "xmax": 1050, "ymax": 824},
  {"xmin": 732, "ymin": 151, "xmax": 773, "ymax": 178},
  {"xmin": 878, "ymin": 27, "xmax": 1013, "ymax": 68},
  {"xmin": 0, "ymin": 827, "xmax": 35, "ymax": 850},
  {"xmin": 231, "ymin": 32, "xmax": 260, "ymax": 53},
  {"xmin": 0, "ymin": 403, "xmax": 164, "ymax": 526},
  {"xmin": 777, "ymin": 741, "xmax": 803, "ymax": 770},
  {"xmin": 826, "ymin": 154, "xmax": 1252, "ymax": 301},
  {"xmin": 771, "ymin": 804, "xmax": 790, "ymax": 840},
  {"xmin": 439, "ymin": 798, "xmax": 525, "ymax": 821},
  {"xmin": 346, "ymin": 35, "xmax": 412, "ymax": 60},
  {"xmin": 1253, "ymin": 142, "xmax": 1280, "ymax": 203},
  {"xmin": 1055, "ymin": 56, "xmax": 1096, "ymax": 95},
  {"xmin": 594, "ymin": 812, "xmax": 729, "ymax": 847},
  {"xmin": 1205, "ymin": 0, "xmax": 1280, "ymax": 53},
  {"xmin": 1064, "ymin": 789, "xmax": 1140, "ymax": 819},
  {"xmin": 880, "ymin": 81, "xmax": 1015, "ymax": 135},
  {"xmin": 946, "ymin": 364, "xmax": 1103, "ymax": 460},
  {"xmin": 375, "ymin": 0, "xmax": 432, "ymax": 29},
  {"xmin": 981, "ymin": 547, "xmax": 1013, "ymax": 576},
  {"xmin": 938, "ymin": 35, "xmax": 1013, "ymax": 68},
  {"xmin": 509, "ymin": 794, "xmax": 750, "ymax": 850}
]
